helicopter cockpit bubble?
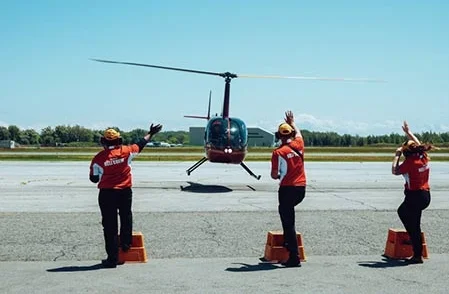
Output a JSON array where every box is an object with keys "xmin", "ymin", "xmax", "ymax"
[{"xmin": 206, "ymin": 117, "xmax": 247, "ymax": 149}]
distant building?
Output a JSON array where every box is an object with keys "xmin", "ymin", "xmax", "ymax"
[
  {"xmin": 0, "ymin": 140, "xmax": 15, "ymax": 149},
  {"xmin": 189, "ymin": 127, "xmax": 206, "ymax": 146},
  {"xmin": 188, "ymin": 127, "xmax": 274, "ymax": 147},
  {"xmin": 247, "ymin": 127, "xmax": 275, "ymax": 147}
]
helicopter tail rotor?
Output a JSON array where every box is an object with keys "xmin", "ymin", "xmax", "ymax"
[
  {"xmin": 207, "ymin": 90, "xmax": 211, "ymax": 120},
  {"xmin": 184, "ymin": 90, "xmax": 213, "ymax": 120}
]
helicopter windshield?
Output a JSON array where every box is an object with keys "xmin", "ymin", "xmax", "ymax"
[{"xmin": 206, "ymin": 117, "xmax": 248, "ymax": 149}]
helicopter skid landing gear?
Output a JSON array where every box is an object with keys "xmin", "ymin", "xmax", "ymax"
[
  {"xmin": 240, "ymin": 162, "xmax": 261, "ymax": 180},
  {"xmin": 186, "ymin": 157, "xmax": 208, "ymax": 176}
]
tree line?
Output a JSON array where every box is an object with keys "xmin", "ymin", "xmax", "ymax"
[
  {"xmin": 0, "ymin": 125, "xmax": 188, "ymax": 147},
  {"xmin": 0, "ymin": 124, "xmax": 448, "ymax": 147},
  {"xmin": 301, "ymin": 130, "xmax": 449, "ymax": 147}
]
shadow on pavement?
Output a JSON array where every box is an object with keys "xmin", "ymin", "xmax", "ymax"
[
  {"xmin": 358, "ymin": 256, "xmax": 410, "ymax": 268},
  {"xmin": 46, "ymin": 263, "xmax": 103, "ymax": 272},
  {"xmin": 180, "ymin": 182, "xmax": 233, "ymax": 193},
  {"xmin": 225, "ymin": 262, "xmax": 281, "ymax": 272}
]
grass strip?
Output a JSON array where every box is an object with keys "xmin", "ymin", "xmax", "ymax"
[{"xmin": 1, "ymin": 154, "xmax": 448, "ymax": 162}]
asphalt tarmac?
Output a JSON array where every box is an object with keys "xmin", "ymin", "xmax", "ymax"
[{"xmin": 0, "ymin": 161, "xmax": 448, "ymax": 293}]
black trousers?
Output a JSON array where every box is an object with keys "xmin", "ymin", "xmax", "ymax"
[
  {"xmin": 278, "ymin": 186, "xmax": 306, "ymax": 256},
  {"xmin": 397, "ymin": 189, "xmax": 431, "ymax": 258},
  {"xmin": 98, "ymin": 188, "xmax": 133, "ymax": 261}
]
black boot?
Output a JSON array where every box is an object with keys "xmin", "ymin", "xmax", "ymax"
[
  {"xmin": 406, "ymin": 256, "xmax": 424, "ymax": 264},
  {"xmin": 282, "ymin": 254, "xmax": 301, "ymax": 267},
  {"xmin": 101, "ymin": 258, "xmax": 117, "ymax": 268}
]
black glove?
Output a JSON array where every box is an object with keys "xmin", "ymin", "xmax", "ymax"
[{"xmin": 148, "ymin": 123, "xmax": 162, "ymax": 136}]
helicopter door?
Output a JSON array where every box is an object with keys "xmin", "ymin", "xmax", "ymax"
[{"xmin": 206, "ymin": 118, "xmax": 227, "ymax": 148}]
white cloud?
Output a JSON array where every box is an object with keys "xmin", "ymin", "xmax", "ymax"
[
  {"xmin": 0, "ymin": 121, "xmax": 48, "ymax": 131},
  {"xmin": 439, "ymin": 124, "xmax": 449, "ymax": 132},
  {"xmin": 251, "ymin": 113, "xmax": 448, "ymax": 136}
]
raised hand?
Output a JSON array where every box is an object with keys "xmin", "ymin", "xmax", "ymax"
[
  {"xmin": 402, "ymin": 121, "xmax": 410, "ymax": 134},
  {"xmin": 149, "ymin": 123, "xmax": 163, "ymax": 135},
  {"xmin": 402, "ymin": 120, "xmax": 421, "ymax": 145},
  {"xmin": 285, "ymin": 110, "xmax": 294, "ymax": 125}
]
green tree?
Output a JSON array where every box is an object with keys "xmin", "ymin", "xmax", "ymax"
[
  {"xmin": 421, "ymin": 131, "xmax": 443, "ymax": 144},
  {"xmin": 388, "ymin": 133, "xmax": 402, "ymax": 145},
  {"xmin": 68, "ymin": 125, "xmax": 94, "ymax": 143},
  {"xmin": 8, "ymin": 125, "xmax": 20, "ymax": 141},
  {"xmin": 19, "ymin": 129, "xmax": 40, "ymax": 145},
  {"xmin": 0, "ymin": 126, "xmax": 9, "ymax": 140},
  {"xmin": 40, "ymin": 126, "xmax": 55, "ymax": 146},
  {"xmin": 355, "ymin": 136, "xmax": 366, "ymax": 146},
  {"xmin": 440, "ymin": 132, "xmax": 449, "ymax": 142},
  {"xmin": 127, "ymin": 128, "xmax": 147, "ymax": 144},
  {"xmin": 55, "ymin": 125, "xmax": 70, "ymax": 143},
  {"xmin": 341, "ymin": 134, "xmax": 352, "ymax": 146},
  {"xmin": 92, "ymin": 130, "xmax": 102, "ymax": 145}
]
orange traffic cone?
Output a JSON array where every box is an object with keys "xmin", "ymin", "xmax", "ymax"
[
  {"xmin": 383, "ymin": 228, "xmax": 428, "ymax": 259},
  {"xmin": 118, "ymin": 232, "xmax": 148, "ymax": 263},
  {"xmin": 263, "ymin": 231, "xmax": 306, "ymax": 262}
]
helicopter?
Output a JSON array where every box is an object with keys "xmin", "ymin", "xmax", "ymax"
[
  {"xmin": 182, "ymin": 89, "xmax": 257, "ymax": 178},
  {"xmin": 91, "ymin": 58, "xmax": 383, "ymax": 180}
]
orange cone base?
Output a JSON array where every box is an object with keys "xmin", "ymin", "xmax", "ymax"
[
  {"xmin": 117, "ymin": 232, "xmax": 148, "ymax": 263},
  {"xmin": 118, "ymin": 247, "xmax": 148, "ymax": 263},
  {"xmin": 383, "ymin": 228, "xmax": 428, "ymax": 259},
  {"xmin": 263, "ymin": 231, "xmax": 306, "ymax": 262}
]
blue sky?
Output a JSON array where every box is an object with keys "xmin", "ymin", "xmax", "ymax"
[{"xmin": 1, "ymin": 1, "xmax": 448, "ymax": 135}]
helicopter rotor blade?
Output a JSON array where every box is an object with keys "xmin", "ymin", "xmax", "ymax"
[
  {"xmin": 91, "ymin": 59, "xmax": 224, "ymax": 77},
  {"xmin": 91, "ymin": 59, "xmax": 385, "ymax": 82},
  {"xmin": 237, "ymin": 74, "xmax": 385, "ymax": 83}
]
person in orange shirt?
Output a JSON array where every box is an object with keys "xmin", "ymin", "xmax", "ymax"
[
  {"xmin": 90, "ymin": 123, "xmax": 162, "ymax": 268},
  {"xmin": 392, "ymin": 121, "xmax": 433, "ymax": 264},
  {"xmin": 270, "ymin": 110, "xmax": 306, "ymax": 267}
]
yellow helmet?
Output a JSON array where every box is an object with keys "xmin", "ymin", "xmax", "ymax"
[
  {"xmin": 103, "ymin": 129, "xmax": 121, "ymax": 141},
  {"xmin": 278, "ymin": 123, "xmax": 294, "ymax": 135}
]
